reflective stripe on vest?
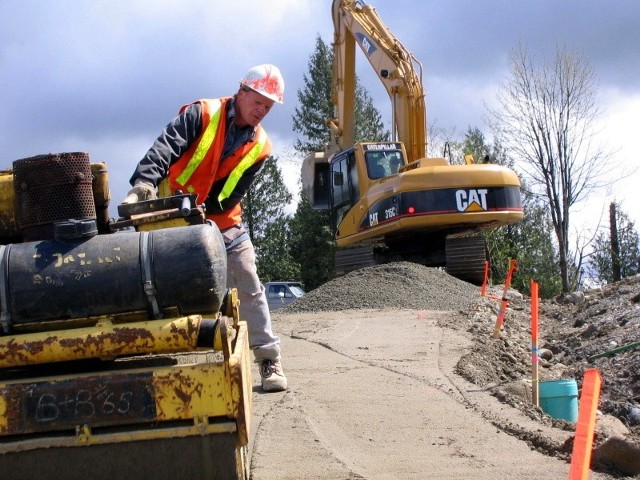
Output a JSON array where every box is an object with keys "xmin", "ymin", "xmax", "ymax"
[
  {"xmin": 175, "ymin": 98, "xmax": 223, "ymax": 187},
  {"xmin": 217, "ymin": 127, "xmax": 268, "ymax": 204}
]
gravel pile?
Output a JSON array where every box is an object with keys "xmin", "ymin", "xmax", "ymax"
[{"xmin": 282, "ymin": 261, "xmax": 480, "ymax": 313}]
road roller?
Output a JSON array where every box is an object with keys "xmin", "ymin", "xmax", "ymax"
[{"xmin": 0, "ymin": 153, "xmax": 251, "ymax": 479}]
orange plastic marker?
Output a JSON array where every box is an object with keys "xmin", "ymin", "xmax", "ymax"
[
  {"xmin": 530, "ymin": 280, "xmax": 539, "ymax": 407},
  {"xmin": 568, "ymin": 369, "xmax": 602, "ymax": 480},
  {"xmin": 481, "ymin": 261, "xmax": 490, "ymax": 296},
  {"xmin": 491, "ymin": 259, "xmax": 517, "ymax": 338}
]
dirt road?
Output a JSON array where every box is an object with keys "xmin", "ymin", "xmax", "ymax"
[{"xmin": 247, "ymin": 308, "xmax": 613, "ymax": 480}]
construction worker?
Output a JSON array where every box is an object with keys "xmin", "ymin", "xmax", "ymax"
[{"xmin": 121, "ymin": 64, "xmax": 287, "ymax": 392}]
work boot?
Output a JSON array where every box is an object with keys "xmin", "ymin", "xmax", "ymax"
[{"xmin": 260, "ymin": 359, "xmax": 287, "ymax": 392}]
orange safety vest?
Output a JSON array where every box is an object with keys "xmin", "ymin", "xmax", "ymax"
[{"xmin": 164, "ymin": 97, "xmax": 271, "ymax": 230}]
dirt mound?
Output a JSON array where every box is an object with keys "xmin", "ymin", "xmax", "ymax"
[
  {"xmin": 455, "ymin": 277, "xmax": 640, "ymax": 476},
  {"xmin": 541, "ymin": 277, "xmax": 640, "ymax": 431},
  {"xmin": 475, "ymin": 277, "xmax": 640, "ymax": 436}
]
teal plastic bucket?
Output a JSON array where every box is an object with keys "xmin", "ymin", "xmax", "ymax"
[{"xmin": 539, "ymin": 379, "xmax": 578, "ymax": 422}]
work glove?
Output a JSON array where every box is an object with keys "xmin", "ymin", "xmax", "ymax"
[{"xmin": 121, "ymin": 180, "xmax": 157, "ymax": 204}]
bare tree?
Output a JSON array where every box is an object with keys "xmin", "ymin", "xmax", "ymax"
[{"xmin": 489, "ymin": 44, "xmax": 610, "ymax": 292}]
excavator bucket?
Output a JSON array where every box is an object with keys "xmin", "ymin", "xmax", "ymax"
[{"xmin": 301, "ymin": 151, "xmax": 331, "ymax": 210}]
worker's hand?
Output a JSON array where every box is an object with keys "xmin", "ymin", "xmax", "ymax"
[{"xmin": 121, "ymin": 181, "xmax": 157, "ymax": 204}]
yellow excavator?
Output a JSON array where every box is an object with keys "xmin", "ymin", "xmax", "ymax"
[{"xmin": 302, "ymin": 0, "xmax": 524, "ymax": 284}]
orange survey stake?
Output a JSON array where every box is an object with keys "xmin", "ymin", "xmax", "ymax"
[
  {"xmin": 491, "ymin": 259, "xmax": 517, "ymax": 338},
  {"xmin": 568, "ymin": 369, "xmax": 603, "ymax": 480}
]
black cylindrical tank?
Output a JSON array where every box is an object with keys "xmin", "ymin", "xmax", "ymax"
[{"xmin": 0, "ymin": 223, "xmax": 227, "ymax": 333}]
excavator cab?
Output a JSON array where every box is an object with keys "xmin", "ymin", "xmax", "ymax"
[{"xmin": 328, "ymin": 142, "xmax": 407, "ymax": 230}]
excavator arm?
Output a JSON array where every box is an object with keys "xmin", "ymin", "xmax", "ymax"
[{"xmin": 330, "ymin": 0, "xmax": 426, "ymax": 162}]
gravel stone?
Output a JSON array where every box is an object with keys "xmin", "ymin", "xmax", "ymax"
[{"xmin": 282, "ymin": 261, "xmax": 480, "ymax": 313}]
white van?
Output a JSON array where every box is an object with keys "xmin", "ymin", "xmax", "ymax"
[{"xmin": 264, "ymin": 282, "xmax": 305, "ymax": 311}]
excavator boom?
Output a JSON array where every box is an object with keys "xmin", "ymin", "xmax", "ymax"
[{"xmin": 330, "ymin": 0, "xmax": 426, "ymax": 161}]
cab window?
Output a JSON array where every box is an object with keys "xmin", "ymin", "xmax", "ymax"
[{"xmin": 366, "ymin": 150, "xmax": 404, "ymax": 179}]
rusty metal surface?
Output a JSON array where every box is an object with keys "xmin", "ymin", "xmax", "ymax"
[
  {"xmin": 90, "ymin": 163, "xmax": 111, "ymax": 234},
  {"xmin": 0, "ymin": 371, "xmax": 157, "ymax": 435},
  {"xmin": 0, "ymin": 316, "xmax": 206, "ymax": 368},
  {"xmin": 12, "ymin": 152, "xmax": 96, "ymax": 241},
  {"xmin": 0, "ymin": 171, "xmax": 20, "ymax": 241},
  {"xmin": 0, "ymin": 360, "xmax": 230, "ymax": 437},
  {"xmin": 0, "ymin": 268, "xmax": 249, "ymax": 477},
  {"xmin": 227, "ymin": 321, "xmax": 251, "ymax": 446},
  {"xmin": 0, "ymin": 323, "xmax": 251, "ymax": 478}
]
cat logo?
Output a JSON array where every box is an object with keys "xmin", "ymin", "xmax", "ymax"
[
  {"xmin": 455, "ymin": 189, "xmax": 488, "ymax": 212},
  {"xmin": 355, "ymin": 33, "xmax": 377, "ymax": 56}
]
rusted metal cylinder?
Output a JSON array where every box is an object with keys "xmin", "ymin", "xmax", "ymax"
[
  {"xmin": 13, "ymin": 152, "xmax": 97, "ymax": 241},
  {"xmin": 0, "ymin": 223, "xmax": 227, "ymax": 334},
  {"xmin": 0, "ymin": 316, "xmax": 223, "ymax": 368},
  {"xmin": 90, "ymin": 162, "xmax": 111, "ymax": 234},
  {"xmin": 0, "ymin": 162, "xmax": 111, "ymax": 242}
]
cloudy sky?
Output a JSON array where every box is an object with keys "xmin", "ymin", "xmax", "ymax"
[{"xmin": 1, "ymin": 0, "xmax": 639, "ymax": 236}]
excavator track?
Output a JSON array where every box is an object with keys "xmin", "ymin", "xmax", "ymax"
[
  {"xmin": 335, "ymin": 234, "xmax": 488, "ymax": 286},
  {"xmin": 444, "ymin": 235, "xmax": 488, "ymax": 285},
  {"xmin": 335, "ymin": 246, "xmax": 377, "ymax": 276}
]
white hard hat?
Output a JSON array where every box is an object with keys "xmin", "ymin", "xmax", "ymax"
[{"xmin": 240, "ymin": 64, "xmax": 285, "ymax": 104}]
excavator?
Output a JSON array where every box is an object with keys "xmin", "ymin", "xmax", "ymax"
[{"xmin": 301, "ymin": 0, "xmax": 524, "ymax": 284}]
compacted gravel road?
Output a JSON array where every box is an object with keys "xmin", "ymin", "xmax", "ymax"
[
  {"xmin": 246, "ymin": 307, "xmax": 614, "ymax": 479},
  {"xmin": 245, "ymin": 263, "xmax": 640, "ymax": 479}
]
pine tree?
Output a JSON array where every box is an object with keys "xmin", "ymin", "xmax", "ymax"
[
  {"xmin": 292, "ymin": 35, "xmax": 334, "ymax": 155},
  {"xmin": 293, "ymin": 35, "xmax": 390, "ymax": 154},
  {"xmin": 243, "ymin": 156, "xmax": 299, "ymax": 282},
  {"xmin": 256, "ymin": 217, "xmax": 300, "ymax": 282},
  {"xmin": 354, "ymin": 83, "xmax": 390, "ymax": 142},
  {"xmin": 588, "ymin": 203, "xmax": 640, "ymax": 284},
  {"xmin": 289, "ymin": 193, "xmax": 335, "ymax": 290}
]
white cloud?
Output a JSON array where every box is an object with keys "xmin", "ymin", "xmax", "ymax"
[
  {"xmin": 571, "ymin": 91, "xmax": 640, "ymax": 234},
  {"xmin": 1, "ymin": 0, "xmax": 639, "ymax": 237}
]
